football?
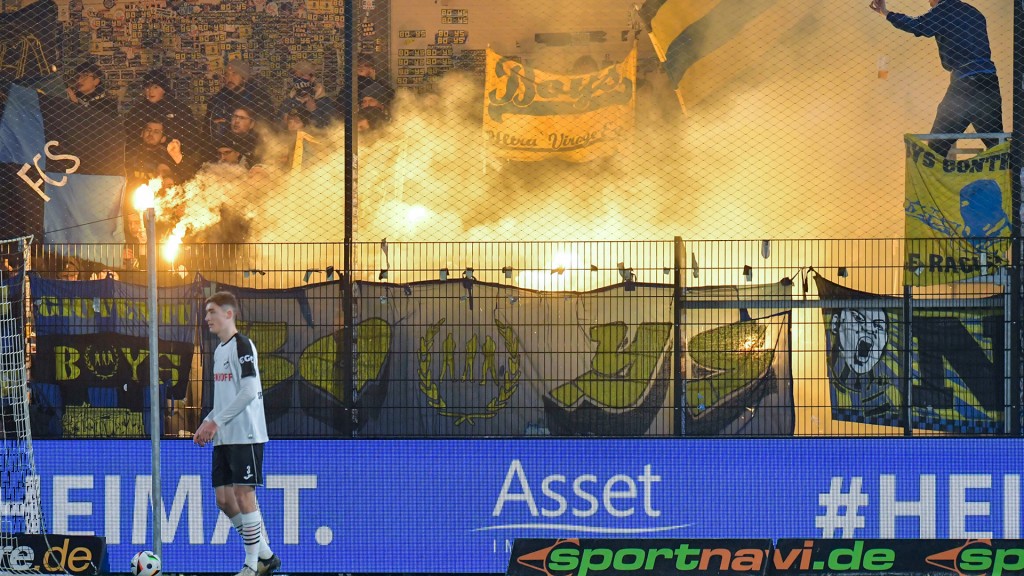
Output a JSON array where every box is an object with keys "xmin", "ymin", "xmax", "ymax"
[{"xmin": 130, "ymin": 550, "xmax": 161, "ymax": 576}]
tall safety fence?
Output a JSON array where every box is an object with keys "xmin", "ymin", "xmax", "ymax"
[{"xmin": 19, "ymin": 238, "xmax": 1015, "ymax": 438}]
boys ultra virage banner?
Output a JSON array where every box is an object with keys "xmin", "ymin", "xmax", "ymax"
[{"xmin": 483, "ymin": 46, "xmax": 636, "ymax": 162}]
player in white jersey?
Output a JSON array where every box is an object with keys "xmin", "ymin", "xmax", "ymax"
[{"xmin": 194, "ymin": 291, "xmax": 281, "ymax": 576}]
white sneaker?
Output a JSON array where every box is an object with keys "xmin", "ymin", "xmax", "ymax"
[{"xmin": 234, "ymin": 565, "xmax": 257, "ymax": 576}]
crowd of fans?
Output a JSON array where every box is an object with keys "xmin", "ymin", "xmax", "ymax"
[
  {"xmin": 69, "ymin": 55, "xmax": 392, "ymax": 171},
  {"xmin": 59, "ymin": 55, "xmax": 395, "ymax": 257}
]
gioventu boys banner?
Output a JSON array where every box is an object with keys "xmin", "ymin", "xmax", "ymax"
[
  {"xmin": 28, "ymin": 274, "xmax": 201, "ymax": 437},
  {"xmin": 483, "ymin": 46, "xmax": 636, "ymax": 162},
  {"xmin": 903, "ymin": 135, "xmax": 1011, "ymax": 286}
]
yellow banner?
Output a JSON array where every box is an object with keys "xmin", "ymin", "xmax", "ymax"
[
  {"xmin": 483, "ymin": 46, "xmax": 636, "ymax": 162},
  {"xmin": 903, "ymin": 135, "xmax": 1011, "ymax": 286}
]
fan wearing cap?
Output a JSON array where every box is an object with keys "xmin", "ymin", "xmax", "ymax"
[
  {"xmin": 282, "ymin": 106, "xmax": 312, "ymax": 132},
  {"xmin": 276, "ymin": 60, "xmax": 333, "ymax": 129},
  {"xmin": 125, "ymin": 69, "xmax": 198, "ymax": 156},
  {"xmin": 334, "ymin": 54, "xmax": 394, "ymax": 122},
  {"xmin": 67, "ymin": 61, "xmax": 118, "ymax": 117},
  {"xmin": 206, "ymin": 60, "xmax": 275, "ymax": 139}
]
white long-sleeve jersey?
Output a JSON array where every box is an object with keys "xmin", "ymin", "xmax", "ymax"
[{"xmin": 206, "ymin": 333, "xmax": 269, "ymax": 445}]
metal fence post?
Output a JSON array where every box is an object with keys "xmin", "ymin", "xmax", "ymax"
[
  {"xmin": 1011, "ymin": 0, "xmax": 1023, "ymax": 435},
  {"xmin": 902, "ymin": 284, "xmax": 913, "ymax": 437},
  {"xmin": 342, "ymin": 0, "xmax": 358, "ymax": 438},
  {"xmin": 673, "ymin": 236, "xmax": 684, "ymax": 437}
]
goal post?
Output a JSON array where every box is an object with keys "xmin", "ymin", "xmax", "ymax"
[
  {"xmin": 0, "ymin": 236, "xmax": 43, "ymax": 538},
  {"xmin": 0, "ymin": 237, "xmax": 107, "ymax": 576}
]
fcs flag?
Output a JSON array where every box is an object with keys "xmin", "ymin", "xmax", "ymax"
[
  {"xmin": 0, "ymin": 81, "xmax": 126, "ymax": 246},
  {"xmin": 904, "ymin": 135, "xmax": 1011, "ymax": 286},
  {"xmin": 483, "ymin": 46, "xmax": 636, "ymax": 162},
  {"xmin": 638, "ymin": 0, "xmax": 805, "ymax": 110}
]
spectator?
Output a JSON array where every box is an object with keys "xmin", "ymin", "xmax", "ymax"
[
  {"xmin": 359, "ymin": 81, "xmax": 392, "ymax": 116},
  {"xmin": 125, "ymin": 69, "xmax": 198, "ymax": 154},
  {"xmin": 570, "ymin": 55, "xmax": 599, "ymax": 74},
  {"xmin": 211, "ymin": 133, "xmax": 261, "ymax": 170},
  {"xmin": 122, "ymin": 210, "xmax": 145, "ymax": 271},
  {"xmin": 58, "ymin": 257, "xmax": 81, "ymax": 281},
  {"xmin": 228, "ymin": 105, "xmax": 262, "ymax": 163},
  {"xmin": 277, "ymin": 60, "xmax": 333, "ymax": 129},
  {"xmin": 127, "ymin": 119, "xmax": 189, "ymax": 192},
  {"xmin": 870, "ymin": 0, "xmax": 1003, "ymax": 158},
  {"xmin": 335, "ymin": 54, "xmax": 394, "ymax": 120},
  {"xmin": 357, "ymin": 107, "xmax": 387, "ymax": 133},
  {"xmin": 206, "ymin": 60, "xmax": 274, "ymax": 139},
  {"xmin": 67, "ymin": 61, "xmax": 118, "ymax": 117},
  {"xmin": 282, "ymin": 106, "xmax": 312, "ymax": 132}
]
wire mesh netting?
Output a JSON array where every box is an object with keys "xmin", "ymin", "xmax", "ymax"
[
  {"xmin": 12, "ymin": 237, "xmax": 1013, "ymax": 439},
  {"xmin": 0, "ymin": 0, "xmax": 1019, "ymax": 443}
]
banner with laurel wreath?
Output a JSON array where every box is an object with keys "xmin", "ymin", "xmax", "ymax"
[
  {"xmin": 355, "ymin": 281, "xmax": 544, "ymax": 436},
  {"xmin": 355, "ymin": 281, "xmax": 678, "ymax": 436}
]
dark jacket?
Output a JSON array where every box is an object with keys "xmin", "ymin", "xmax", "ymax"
[
  {"xmin": 74, "ymin": 86, "xmax": 119, "ymax": 117},
  {"xmin": 125, "ymin": 95, "xmax": 198, "ymax": 145},
  {"xmin": 205, "ymin": 81, "xmax": 275, "ymax": 138},
  {"xmin": 887, "ymin": 0, "xmax": 996, "ymax": 79},
  {"xmin": 127, "ymin": 143, "xmax": 178, "ymax": 191},
  {"xmin": 278, "ymin": 82, "xmax": 334, "ymax": 129}
]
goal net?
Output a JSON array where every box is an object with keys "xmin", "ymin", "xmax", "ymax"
[{"xmin": 0, "ymin": 236, "xmax": 45, "ymax": 568}]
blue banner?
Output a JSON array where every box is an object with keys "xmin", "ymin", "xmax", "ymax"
[
  {"xmin": 21, "ymin": 439, "xmax": 1024, "ymax": 573},
  {"xmin": 0, "ymin": 81, "xmax": 126, "ymax": 245},
  {"xmin": 29, "ymin": 274, "xmax": 201, "ymax": 342}
]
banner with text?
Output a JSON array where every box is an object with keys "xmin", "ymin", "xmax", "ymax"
[
  {"xmin": 25, "ymin": 439, "xmax": 1024, "ymax": 573},
  {"xmin": 28, "ymin": 274, "xmax": 201, "ymax": 437},
  {"xmin": 508, "ymin": 538, "xmax": 772, "ymax": 576},
  {"xmin": 483, "ymin": 46, "xmax": 636, "ymax": 162},
  {"xmin": 904, "ymin": 135, "xmax": 1011, "ymax": 286}
]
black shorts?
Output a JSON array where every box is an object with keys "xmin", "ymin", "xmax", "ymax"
[{"xmin": 212, "ymin": 443, "xmax": 265, "ymax": 488}]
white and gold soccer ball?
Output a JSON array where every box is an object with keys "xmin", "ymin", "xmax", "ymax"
[{"xmin": 130, "ymin": 550, "xmax": 161, "ymax": 576}]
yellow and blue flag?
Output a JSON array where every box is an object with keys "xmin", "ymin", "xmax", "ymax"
[
  {"xmin": 903, "ymin": 134, "xmax": 1011, "ymax": 286},
  {"xmin": 638, "ymin": 0, "xmax": 802, "ymax": 110}
]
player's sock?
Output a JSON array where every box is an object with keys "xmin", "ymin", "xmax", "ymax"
[
  {"xmin": 239, "ymin": 511, "xmax": 262, "ymax": 569},
  {"xmin": 258, "ymin": 517, "xmax": 273, "ymax": 559},
  {"xmin": 230, "ymin": 513, "xmax": 272, "ymax": 559},
  {"xmin": 230, "ymin": 513, "xmax": 244, "ymax": 533},
  {"xmin": 251, "ymin": 499, "xmax": 273, "ymax": 559}
]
